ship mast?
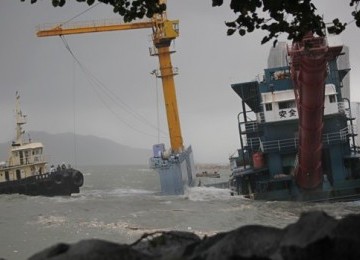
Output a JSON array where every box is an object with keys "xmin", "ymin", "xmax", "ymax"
[{"xmin": 15, "ymin": 92, "xmax": 27, "ymax": 145}]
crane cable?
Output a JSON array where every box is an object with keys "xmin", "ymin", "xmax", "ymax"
[
  {"xmin": 72, "ymin": 59, "xmax": 77, "ymax": 168},
  {"xmin": 60, "ymin": 36, "xmax": 168, "ymax": 139},
  {"xmin": 59, "ymin": 3, "xmax": 101, "ymax": 27}
]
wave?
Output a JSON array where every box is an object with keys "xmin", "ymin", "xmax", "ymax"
[
  {"xmin": 31, "ymin": 215, "xmax": 67, "ymax": 227},
  {"xmin": 77, "ymin": 219, "xmax": 219, "ymax": 239},
  {"xmin": 50, "ymin": 188, "xmax": 156, "ymax": 202},
  {"xmin": 107, "ymin": 188, "xmax": 155, "ymax": 196},
  {"xmin": 183, "ymin": 186, "xmax": 235, "ymax": 202}
]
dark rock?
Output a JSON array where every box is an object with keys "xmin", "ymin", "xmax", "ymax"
[
  {"xmin": 331, "ymin": 214, "xmax": 360, "ymax": 260},
  {"xmin": 28, "ymin": 211, "xmax": 360, "ymax": 260},
  {"xmin": 279, "ymin": 211, "xmax": 338, "ymax": 260},
  {"xmin": 189, "ymin": 225, "xmax": 283, "ymax": 260},
  {"xmin": 131, "ymin": 230, "xmax": 201, "ymax": 259},
  {"xmin": 29, "ymin": 239, "xmax": 151, "ymax": 260}
]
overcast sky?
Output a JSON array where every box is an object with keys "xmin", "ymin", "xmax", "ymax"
[{"xmin": 1, "ymin": 1, "xmax": 360, "ymax": 164}]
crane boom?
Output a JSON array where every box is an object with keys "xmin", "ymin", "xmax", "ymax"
[
  {"xmin": 36, "ymin": 12, "xmax": 184, "ymax": 152},
  {"xmin": 36, "ymin": 20, "xmax": 153, "ymax": 37}
]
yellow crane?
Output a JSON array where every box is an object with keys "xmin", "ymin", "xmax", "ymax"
[
  {"xmin": 36, "ymin": 0, "xmax": 184, "ymax": 153},
  {"xmin": 37, "ymin": 1, "xmax": 196, "ymax": 195}
]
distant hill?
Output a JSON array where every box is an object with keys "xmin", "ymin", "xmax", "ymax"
[{"xmin": 0, "ymin": 132, "xmax": 152, "ymax": 166}]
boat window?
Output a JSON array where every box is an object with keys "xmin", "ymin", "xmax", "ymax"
[
  {"xmin": 329, "ymin": 94, "xmax": 336, "ymax": 103},
  {"xmin": 16, "ymin": 170, "xmax": 21, "ymax": 180},
  {"xmin": 265, "ymin": 103, "xmax": 273, "ymax": 111},
  {"xmin": 278, "ymin": 101, "xmax": 296, "ymax": 109}
]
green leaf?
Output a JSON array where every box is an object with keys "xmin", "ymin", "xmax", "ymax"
[
  {"xmin": 227, "ymin": 28, "xmax": 236, "ymax": 36},
  {"xmin": 212, "ymin": 0, "xmax": 223, "ymax": 7},
  {"xmin": 52, "ymin": 0, "xmax": 59, "ymax": 7},
  {"xmin": 225, "ymin": 21, "xmax": 236, "ymax": 27},
  {"xmin": 239, "ymin": 29, "xmax": 246, "ymax": 36}
]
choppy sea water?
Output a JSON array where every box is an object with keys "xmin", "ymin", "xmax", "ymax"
[{"xmin": 1, "ymin": 164, "xmax": 360, "ymax": 260}]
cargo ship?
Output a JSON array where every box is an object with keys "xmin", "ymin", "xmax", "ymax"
[
  {"xmin": 0, "ymin": 93, "xmax": 84, "ymax": 196},
  {"xmin": 229, "ymin": 32, "xmax": 360, "ymax": 201}
]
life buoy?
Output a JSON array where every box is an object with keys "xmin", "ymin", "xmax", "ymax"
[
  {"xmin": 72, "ymin": 171, "xmax": 84, "ymax": 187},
  {"xmin": 53, "ymin": 173, "xmax": 64, "ymax": 185}
]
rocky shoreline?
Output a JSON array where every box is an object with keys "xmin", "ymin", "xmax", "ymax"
[{"xmin": 29, "ymin": 211, "xmax": 360, "ymax": 260}]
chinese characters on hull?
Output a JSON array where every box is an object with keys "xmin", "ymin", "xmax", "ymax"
[{"xmin": 279, "ymin": 108, "xmax": 297, "ymax": 119}]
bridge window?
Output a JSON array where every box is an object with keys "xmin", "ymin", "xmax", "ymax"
[
  {"xmin": 329, "ymin": 95, "xmax": 336, "ymax": 103},
  {"xmin": 16, "ymin": 170, "xmax": 21, "ymax": 180},
  {"xmin": 278, "ymin": 101, "xmax": 296, "ymax": 109},
  {"xmin": 265, "ymin": 103, "xmax": 273, "ymax": 111}
]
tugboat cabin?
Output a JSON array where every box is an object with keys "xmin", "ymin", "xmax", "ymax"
[{"xmin": 0, "ymin": 142, "xmax": 46, "ymax": 182}]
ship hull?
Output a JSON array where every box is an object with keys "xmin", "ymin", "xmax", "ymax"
[
  {"xmin": 229, "ymin": 169, "xmax": 360, "ymax": 202},
  {"xmin": 150, "ymin": 146, "xmax": 196, "ymax": 195},
  {"xmin": 0, "ymin": 168, "xmax": 84, "ymax": 196}
]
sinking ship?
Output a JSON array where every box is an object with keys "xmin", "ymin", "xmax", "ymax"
[{"xmin": 229, "ymin": 32, "xmax": 360, "ymax": 201}]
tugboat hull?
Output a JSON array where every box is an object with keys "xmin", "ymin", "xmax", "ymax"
[{"xmin": 0, "ymin": 168, "xmax": 84, "ymax": 196}]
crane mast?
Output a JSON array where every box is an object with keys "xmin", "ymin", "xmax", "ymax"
[{"xmin": 36, "ymin": 1, "xmax": 195, "ymax": 194}]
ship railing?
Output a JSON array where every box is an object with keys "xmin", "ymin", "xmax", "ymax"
[
  {"xmin": 246, "ymin": 137, "xmax": 262, "ymax": 151},
  {"xmin": 246, "ymin": 127, "xmax": 351, "ymax": 153},
  {"xmin": 244, "ymin": 121, "xmax": 259, "ymax": 133},
  {"xmin": 260, "ymin": 137, "xmax": 299, "ymax": 152},
  {"xmin": 322, "ymin": 127, "xmax": 349, "ymax": 144}
]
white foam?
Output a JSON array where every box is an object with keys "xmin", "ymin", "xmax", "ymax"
[
  {"xmin": 108, "ymin": 188, "xmax": 155, "ymax": 196},
  {"xmin": 33, "ymin": 215, "xmax": 67, "ymax": 227},
  {"xmin": 183, "ymin": 186, "xmax": 234, "ymax": 201}
]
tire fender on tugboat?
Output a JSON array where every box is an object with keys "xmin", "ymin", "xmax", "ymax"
[
  {"xmin": 72, "ymin": 171, "xmax": 84, "ymax": 187},
  {"xmin": 53, "ymin": 173, "xmax": 64, "ymax": 185}
]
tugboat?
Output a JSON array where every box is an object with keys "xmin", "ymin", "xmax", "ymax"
[
  {"xmin": 229, "ymin": 32, "xmax": 360, "ymax": 201},
  {"xmin": 0, "ymin": 93, "xmax": 84, "ymax": 196}
]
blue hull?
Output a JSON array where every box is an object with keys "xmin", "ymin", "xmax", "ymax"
[{"xmin": 150, "ymin": 146, "xmax": 195, "ymax": 195}]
